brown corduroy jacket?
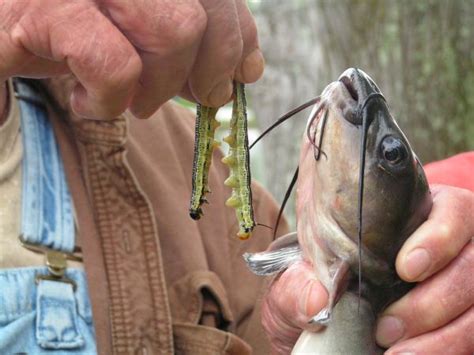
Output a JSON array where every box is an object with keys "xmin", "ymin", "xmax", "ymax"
[{"xmin": 45, "ymin": 83, "xmax": 287, "ymax": 355}]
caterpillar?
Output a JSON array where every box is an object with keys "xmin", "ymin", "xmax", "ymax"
[
  {"xmin": 189, "ymin": 105, "xmax": 220, "ymax": 220},
  {"xmin": 222, "ymin": 83, "xmax": 255, "ymax": 239},
  {"xmin": 189, "ymin": 82, "xmax": 255, "ymax": 240}
]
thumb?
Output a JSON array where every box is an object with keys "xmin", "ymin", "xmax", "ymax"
[{"xmin": 262, "ymin": 261, "xmax": 328, "ymax": 354}]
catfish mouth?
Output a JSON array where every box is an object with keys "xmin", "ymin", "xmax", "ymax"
[
  {"xmin": 337, "ymin": 68, "xmax": 385, "ymax": 126},
  {"xmin": 339, "ymin": 75, "xmax": 359, "ymax": 102}
]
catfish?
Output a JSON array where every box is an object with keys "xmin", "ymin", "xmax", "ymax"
[{"xmin": 244, "ymin": 68, "xmax": 433, "ymax": 354}]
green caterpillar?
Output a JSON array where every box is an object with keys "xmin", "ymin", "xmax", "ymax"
[
  {"xmin": 222, "ymin": 83, "xmax": 255, "ymax": 239},
  {"xmin": 189, "ymin": 105, "xmax": 220, "ymax": 220},
  {"xmin": 189, "ymin": 82, "xmax": 255, "ymax": 239}
]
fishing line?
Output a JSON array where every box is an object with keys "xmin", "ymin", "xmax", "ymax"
[{"xmin": 250, "ymin": 96, "xmax": 321, "ymax": 150}]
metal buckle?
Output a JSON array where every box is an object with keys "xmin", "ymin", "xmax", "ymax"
[{"xmin": 19, "ymin": 235, "xmax": 82, "ymax": 291}]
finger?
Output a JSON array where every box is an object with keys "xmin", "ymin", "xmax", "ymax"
[
  {"xmin": 0, "ymin": 10, "xmax": 68, "ymax": 79},
  {"xmin": 376, "ymin": 242, "xmax": 474, "ymax": 348},
  {"xmin": 188, "ymin": 0, "xmax": 243, "ymax": 107},
  {"xmin": 385, "ymin": 307, "xmax": 474, "ymax": 355},
  {"xmin": 179, "ymin": 83, "xmax": 197, "ymax": 104},
  {"xmin": 11, "ymin": 1, "xmax": 141, "ymax": 118},
  {"xmin": 396, "ymin": 185, "xmax": 474, "ymax": 282},
  {"xmin": 262, "ymin": 261, "xmax": 328, "ymax": 352},
  {"xmin": 102, "ymin": 0, "xmax": 207, "ymax": 118},
  {"xmin": 233, "ymin": 0, "xmax": 264, "ymax": 84}
]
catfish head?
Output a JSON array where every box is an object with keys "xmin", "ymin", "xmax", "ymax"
[{"xmin": 297, "ymin": 68, "xmax": 432, "ymax": 290}]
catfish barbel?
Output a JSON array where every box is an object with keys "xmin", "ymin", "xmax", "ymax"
[{"xmin": 245, "ymin": 68, "xmax": 433, "ymax": 354}]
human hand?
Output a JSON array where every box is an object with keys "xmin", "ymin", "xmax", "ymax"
[
  {"xmin": 375, "ymin": 185, "xmax": 474, "ymax": 354},
  {"xmin": 261, "ymin": 185, "xmax": 473, "ymax": 354},
  {"xmin": 0, "ymin": 0, "xmax": 262, "ymax": 119},
  {"xmin": 261, "ymin": 261, "xmax": 328, "ymax": 354}
]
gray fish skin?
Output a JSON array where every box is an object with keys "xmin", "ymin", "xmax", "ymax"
[{"xmin": 292, "ymin": 293, "xmax": 383, "ymax": 355}]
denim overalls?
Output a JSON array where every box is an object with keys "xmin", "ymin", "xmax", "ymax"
[{"xmin": 0, "ymin": 81, "xmax": 97, "ymax": 354}]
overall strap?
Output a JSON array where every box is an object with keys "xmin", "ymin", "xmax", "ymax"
[
  {"xmin": 16, "ymin": 80, "xmax": 75, "ymax": 252},
  {"xmin": 15, "ymin": 80, "xmax": 85, "ymax": 350}
]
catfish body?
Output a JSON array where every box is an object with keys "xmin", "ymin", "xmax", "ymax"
[
  {"xmin": 245, "ymin": 68, "xmax": 433, "ymax": 352},
  {"xmin": 297, "ymin": 68, "xmax": 432, "ymax": 312}
]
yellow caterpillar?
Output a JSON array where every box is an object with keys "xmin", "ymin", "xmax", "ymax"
[
  {"xmin": 189, "ymin": 82, "xmax": 255, "ymax": 239},
  {"xmin": 222, "ymin": 83, "xmax": 255, "ymax": 239}
]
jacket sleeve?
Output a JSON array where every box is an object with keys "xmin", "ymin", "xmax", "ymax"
[
  {"xmin": 425, "ymin": 152, "xmax": 474, "ymax": 192},
  {"xmin": 234, "ymin": 180, "xmax": 290, "ymax": 354}
]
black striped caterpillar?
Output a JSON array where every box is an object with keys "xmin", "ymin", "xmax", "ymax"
[
  {"xmin": 189, "ymin": 105, "xmax": 220, "ymax": 220},
  {"xmin": 189, "ymin": 82, "xmax": 255, "ymax": 239}
]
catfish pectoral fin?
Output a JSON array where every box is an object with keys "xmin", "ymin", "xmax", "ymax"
[
  {"xmin": 243, "ymin": 233, "xmax": 302, "ymax": 276},
  {"xmin": 308, "ymin": 259, "xmax": 351, "ymax": 326},
  {"xmin": 268, "ymin": 231, "xmax": 298, "ymax": 250}
]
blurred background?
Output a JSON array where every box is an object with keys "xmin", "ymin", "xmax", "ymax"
[
  {"xmin": 245, "ymin": 0, "xmax": 474, "ymax": 228},
  {"xmin": 180, "ymin": 0, "xmax": 474, "ymax": 228}
]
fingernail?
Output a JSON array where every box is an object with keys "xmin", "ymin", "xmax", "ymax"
[
  {"xmin": 376, "ymin": 316, "xmax": 405, "ymax": 347},
  {"xmin": 242, "ymin": 48, "xmax": 265, "ymax": 83},
  {"xmin": 300, "ymin": 282, "xmax": 313, "ymax": 316},
  {"xmin": 404, "ymin": 248, "xmax": 431, "ymax": 280},
  {"xmin": 298, "ymin": 280, "xmax": 328, "ymax": 319},
  {"xmin": 207, "ymin": 79, "xmax": 233, "ymax": 107}
]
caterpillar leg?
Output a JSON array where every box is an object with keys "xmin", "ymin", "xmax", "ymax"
[{"xmin": 222, "ymin": 83, "xmax": 256, "ymax": 239}]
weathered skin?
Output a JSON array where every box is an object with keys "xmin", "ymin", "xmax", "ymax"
[{"xmin": 245, "ymin": 68, "xmax": 433, "ymax": 354}]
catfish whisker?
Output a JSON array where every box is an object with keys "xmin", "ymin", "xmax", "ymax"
[
  {"xmin": 256, "ymin": 222, "xmax": 273, "ymax": 230},
  {"xmin": 313, "ymin": 109, "xmax": 329, "ymax": 161},
  {"xmin": 250, "ymin": 96, "xmax": 321, "ymax": 150},
  {"xmin": 306, "ymin": 104, "xmax": 328, "ymax": 161}
]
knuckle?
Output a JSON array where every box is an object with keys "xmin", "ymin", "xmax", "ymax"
[
  {"xmin": 169, "ymin": 5, "xmax": 206, "ymax": 47},
  {"xmin": 457, "ymin": 243, "xmax": 474, "ymax": 274},
  {"xmin": 145, "ymin": 2, "xmax": 207, "ymax": 54},
  {"xmin": 260, "ymin": 299, "xmax": 272, "ymax": 330},
  {"xmin": 410, "ymin": 294, "xmax": 439, "ymax": 331},
  {"xmin": 261, "ymin": 299, "xmax": 300, "ymax": 349},
  {"xmin": 90, "ymin": 48, "xmax": 141, "ymax": 97},
  {"xmin": 218, "ymin": 34, "xmax": 244, "ymax": 70},
  {"xmin": 261, "ymin": 299, "xmax": 285, "ymax": 339},
  {"xmin": 240, "ymin": 14, "xmax": 258, "ymax": 46},
  {"xmin": 436, "ymin": 222, "xmax": 452, "ymax": 242}
]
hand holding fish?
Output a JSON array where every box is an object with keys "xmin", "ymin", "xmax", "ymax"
[
  {"xmin": 262, "ymin": 184, "xmax": 474, "ymax": 354},
  {"xmin": 375, "ymin": 184, "xmax": 474, "ymax": 354},
  {"xmin": 0, "ymin": 0, "xmax": 263, "ymax": 119}
]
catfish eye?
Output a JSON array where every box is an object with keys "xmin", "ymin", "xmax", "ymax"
[{"xmin": 381, "ymin": 136, "xmax": 407, "ymax": 164}]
